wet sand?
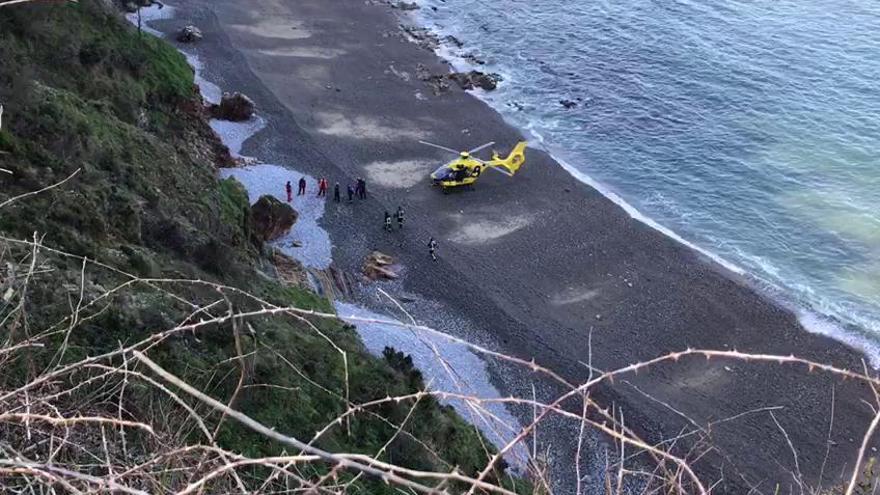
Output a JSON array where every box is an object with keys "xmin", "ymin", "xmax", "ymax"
[{"xmin": 162, "ymin": 0, "xmax": 877, "ymax": 492}]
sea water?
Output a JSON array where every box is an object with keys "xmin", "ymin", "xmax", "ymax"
[{"xmin": 415, "ymin": 0, "xmax": 880, "ymax": 352}]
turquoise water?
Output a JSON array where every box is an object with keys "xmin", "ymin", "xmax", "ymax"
[{"xmin": 417, "ymin": 0, "xmax": 880, "ymax": 348}]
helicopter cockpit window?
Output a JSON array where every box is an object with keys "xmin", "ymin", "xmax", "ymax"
[{"xmin": 433, "ymin": 165, "xmax": 455, "ymax": 180}]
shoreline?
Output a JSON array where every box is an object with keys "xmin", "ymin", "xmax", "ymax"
[
  {"xmin": 405, "ymin": 5, "xmax": 880, "ymax": 368},
  {"xmin": 150, "ymin": 0, "xmax": 877, "ymax": 492}
]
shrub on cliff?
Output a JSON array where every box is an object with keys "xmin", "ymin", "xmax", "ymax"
[{"xmin": 0, "ymin": 1, "xmax": 527, "ymax": 493}]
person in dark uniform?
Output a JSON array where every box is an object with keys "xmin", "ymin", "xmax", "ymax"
[
  {"xmin": 428, "ymin": 237, "xmax": 438, "ymax": 261},
  {"xmin": 396, "ymin": 206, "xmax": 405, "ymax": 230},
  {"xmin": 297, "ymin": 177, "xmax": 307, "ymax": 195},
  {"xmin": 333, "ymin": 182, "xmax": 341, "ymax": 202},
  {"xmin": 358, "ymin": 178, "xmax": 368, "ymax": 199},
  {"xmin": 347, "ymin": 184, "xmax": 355, "ymax": 202},
  {"xmin": 384, "ymin": 211, "xmax": 393, "ymax": 232}
]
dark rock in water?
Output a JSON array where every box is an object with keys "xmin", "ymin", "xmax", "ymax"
[
  {"xmin": 444, "ymin": 35, "xmax": 464, "ymax": 48},
  {"xmin": 392, "ymin": 1, "xmax": 420, "ymax": 10},
  {"xmin": 177, "ymin": 25, "xmax": 203, "ymax": 43},
  {"xmin": 210, "ymin": 92, "xmax": 256, "ymax": 121},
  {"xmin": 448, "ymin": 71, "xmax": 502, "ymax": 91},
  {"xmin": 560, "ymin": 99, "xmax": 578, "ymax": 109},
  {"xmin": 419, "ymin": 69, "xmax": 502, "ymax": 94},
  {"xmin": 251, "ymin": 195, "xmax": 297, "ymax": 244},
  {"xmin": 463, "ymin": 53, "xmax": 486, "ymax": 65},
  {"xmin": 400, "ymin": 24, "xmax": 440, "ymax": 51}
]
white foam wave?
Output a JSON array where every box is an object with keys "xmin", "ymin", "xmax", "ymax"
[
  {"xmin": 797, "ymin": 311, "xmax": 880, "ymax": 368},
  {"xmin": 552, "ymin": 153, "xmax": 746, "ymax": 276}
]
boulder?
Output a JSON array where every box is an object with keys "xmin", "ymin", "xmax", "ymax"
[
  {"xmin": 250, "ymin": 195, "xmax": 297, "ymax": 243},
  {"xmin": 392, "ymin": 1, "xmax": 420, "ymax": 10},
  {"xmin": 177, "ymin": 25, "xmax": 203, "ymax": 43},
  {"xmin": 447, "ymin": 71, "xmax": 502, "ymax": 91},
  {"xmin": 363, "ymin": 251, "xmax": 398, "ymax": 280},
  {"xmin": 444, "ymin": 35, "xmax": 464, "ymax": 48},
  {"xmin": 211, "ymin": 92, "xmax": 256, "ymax": 122}
]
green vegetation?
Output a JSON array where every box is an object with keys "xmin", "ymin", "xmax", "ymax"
[{"xmin": 0, "ymin": 1, "xmax": 526, "ymax": 492}]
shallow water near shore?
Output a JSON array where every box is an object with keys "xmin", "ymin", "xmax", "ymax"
[{"xmin": 415, "ymin": 0, "xmax": 880, "ymax": 356}]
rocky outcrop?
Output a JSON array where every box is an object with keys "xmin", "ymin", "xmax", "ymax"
[
  {"xmin": 417, "ymin": 66, "xmax": 502, "ymax": 95},
  {"xmin": 177, "ymin": 25, "xmax": 203, "ymax": 43},
  {"xmin": 250, "ymin": 195, "xmax": 297, "ymax": 244},
  {"xmin": 391, "ymin": 1, "xmax": 419, "ymax": 10},
  {"xmin": 210, "ymin": 92, "xmax": 256, "ymax": 122},
  {"xmin": 363, "ymin": 251, "xmax": 398, "ymax": 280},
  {"xmin": 448, "ymin": 71, "xmax": 502, "ymax": 91},
  {"xmin": 273, "ymin": 250, "xmax": 308, "ymax": 287}
]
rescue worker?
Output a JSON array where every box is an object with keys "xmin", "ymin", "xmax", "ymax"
[
  {"xmin": 298, "ymin": 177, "xmax": 307, "ymax": 196},
  {"xmin": 285, "ymin": 181, "xmax": 293, "ymax": 203},
  {"xmin": 333, "ymin": 182, "xmax": 341, "ymax": 202},
  {"xmin": 428, "ymin": 237, "xmax": 438, "ymax": 261},
  {"xmin": 347, "ymin": 184, "xmax": 355, "ymax": 202},
  {"xmin": 384, "ymin": 211, "xmax": 393, "ymax": 232},
  {"xmin": 396, "ymin": 206, "xmax": 405, "ymax": 230},
  {"xmin": 358, "ymin": 178, "xmax": 367, "ymax": 200}
]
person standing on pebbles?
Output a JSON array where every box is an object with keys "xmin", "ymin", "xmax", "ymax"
[
  {"xmin": 384, "ymin": 211, "xmax": 393, "ymax": 232},
  {"xmin": 285, "ymin": 181, "xmax": 292, "ymax": 203},
  {"xmin": 396, "ymin": 206, "xmax": 405, "ymax": 229},
  {"xmin": 298, "ymin": 176, "xmax": 307, "ymax": 196},
  {"xmin": 333, "ymin": 182, "xmax": 341, "ymax": 202},
  {"xmin": 347, "ymin": 183, "xmax": 355, "ymax": 202},
  {"xmin": 428, "ymin": 237, "xmax": 438, "ymax": 261}
]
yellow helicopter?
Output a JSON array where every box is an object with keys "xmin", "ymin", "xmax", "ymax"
[{"xmin": 420, "ymin": 140, "xmax": 528, "ymax": 192}]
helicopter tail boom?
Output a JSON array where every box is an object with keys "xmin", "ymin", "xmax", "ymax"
[{"xmin": 490, "ymin": 141, "xmax": 528, "ymax": 176}]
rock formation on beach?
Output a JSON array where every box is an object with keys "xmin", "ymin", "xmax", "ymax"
[
  {"xmin": 417, "ymin": 65, "xmax": 503, "ymax": 94},
  {"xmin": 177, "ymin": 24, "xmax": 203, "ymax": 43},
  {"xmin": 364, "ymin": 251, "xmax": 398, "ymax": 280},
  {"xmin": 250, "ymin": 195, "xmax": 298, "ymax": 243},
  {"xmin": 210, "ymin": 91, "xmax": 256, "ymax": 121}
]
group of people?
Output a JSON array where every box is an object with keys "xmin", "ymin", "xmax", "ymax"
[
  {"xmin": 284, "ymin": 176, "xmax": 368, "ymax": 203},
  {"xmin": 282, "ymin": 176, "xmax": 438, "ymax": 261},
  {"xmin": 384, "ymin": 206, "xmax": 405, "ymax": 232}
]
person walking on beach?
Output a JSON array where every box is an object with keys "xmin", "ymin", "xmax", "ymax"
[
  {"xmin": 298, "ymin": 177, "xmax": 307, "ymax": 196},
  {"xmin": 285, "ymin": 181, "xmax": 293, "ymax": 203},
  {"xmin": 428, "ymin": 237, "xmax": 438, "ymax": 261},
  {"xmin": 347, "ymin": 184, "xmax": 355, "ymax": 202},
  {"xmin": 356, "ymin": 177, "xmax": 367, "ymax": 200},
  {"xmin": 396, "ymin": 206, "xmax": 405, "ymax": 230},
  {"xmin": 333, "ymin": 182, "xmax": 341, "ymax": 202},
  {"xmin": 384, "ymin": 211, "xmax": 393, "ymax": 232},
  {"xmin": 317, "ymin": 178, "xmax": 328, "ymax": 197}
]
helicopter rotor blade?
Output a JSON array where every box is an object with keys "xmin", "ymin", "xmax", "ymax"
[
  {"xmin": 489, "ymin": 165, "xmax": 514, "ymax": 177},
  {"xmin": 468, "ymin": 142, "xmax": 495, "ymax": 155},
  {"xmin": 419, "ymin": 140, "xmax": 461, "ymax": 155}
]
